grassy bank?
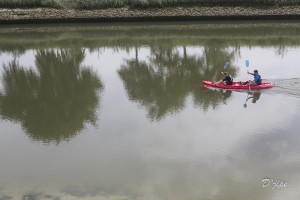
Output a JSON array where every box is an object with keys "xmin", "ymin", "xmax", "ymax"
[
  {"xmin": 0, "ymin": 0, "xmax": 62, "ymax": 8},
  {"xmin": 1, "ymin": 0, "xmax": 300, "ymax": 9}
]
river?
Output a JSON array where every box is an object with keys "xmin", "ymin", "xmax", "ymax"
[{"xmin": 0, "ymin": 22, "xmax": 300, "ymax": 200}]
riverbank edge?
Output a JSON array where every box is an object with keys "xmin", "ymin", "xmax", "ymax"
[
  {"xmin": 2, "ymin": 15, "xmax": 300, "ymax": 25},
  {"xmin": 1, "ymin": 6, "xmax": 300, "ymax": 25}
]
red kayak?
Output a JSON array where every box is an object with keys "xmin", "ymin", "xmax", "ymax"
[{"xmin": 203, "ymin": 81, "xmax": 274, "ymax": 90}]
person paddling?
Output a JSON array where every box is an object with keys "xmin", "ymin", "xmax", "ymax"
[
  {"xmin": 216, "ymin": 72, "xmax": 233, "ymax": 85},
  {"xmin": 242, "ymin": 69, "xmax": 262, "ymax": 86}
]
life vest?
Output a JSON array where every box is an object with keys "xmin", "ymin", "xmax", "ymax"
[
  {"xmin": 226, "ymin": 75, "xmax": 233, "ymax": 85},
  {"xmin": 256, "ymin": 74, "xmax": 262, "ymax": 85}
]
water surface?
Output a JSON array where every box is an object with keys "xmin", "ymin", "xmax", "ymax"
[{"xmin": 0, "ymin": 22, "xmax": 300, "ymax": 200}]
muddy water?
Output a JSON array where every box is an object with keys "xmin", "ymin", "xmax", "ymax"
[{"xmin": 0, "ymin": 22, "xmax": 300, "ymax": 200}]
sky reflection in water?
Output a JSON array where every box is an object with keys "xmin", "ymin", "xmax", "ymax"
[{"xmin": 0, "ymin": 23, "xmax": 300, "ymax": 200}]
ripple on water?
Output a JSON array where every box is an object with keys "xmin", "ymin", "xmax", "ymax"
[{"xmin": 266, "ymin": 78, "xmax": 300, "ymax": 99}]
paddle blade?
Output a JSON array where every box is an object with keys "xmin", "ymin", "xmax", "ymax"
[
  {"xmin": 246, "ymin": 60, "xmax": 250, "ymax": 68},
  {"xmin": 224, "ymin": 62, "xmax": 230, "ymax": 69}
]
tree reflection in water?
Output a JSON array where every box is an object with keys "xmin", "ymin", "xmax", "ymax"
[
  {"xmin": 119, "ymin": 42, "xmax": 239, "ymax": 120},
  {"xmin": 0, "ymin": 49, "xmax": 103, "ymax": 143}
]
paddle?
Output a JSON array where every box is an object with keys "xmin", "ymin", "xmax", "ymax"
[
  {"xmin": 224, "ymin": 62, "xmax": 230, "ymax": 70},
  {"xmin": 220, "ymin": 61, "xmax": 230, "ymax": 76},
  {"xmin": 245, "ymin": 59, "xmax": 251, "ymax": 91},
  {"xmin": 246, "ymin": 60, "xmax": 250, "ymax": 69},
  {"xmin": 243, "ymin": 92, "xmax": 251, "ymax": 108}
]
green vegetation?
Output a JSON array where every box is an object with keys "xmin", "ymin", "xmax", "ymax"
[
  {"xmin": 71, "ymin": 0, "xmax": 124, "ymax": 9},
  {"xmin": 0, "ymin": 0, "xmax": 62, "ymax": 8},
  {"xmin": 1, "ymin": 0, "xmax": 300, "ymax": 9}
]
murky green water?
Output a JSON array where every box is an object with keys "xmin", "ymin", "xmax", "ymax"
[{"xmin": 1, "ymin": 22, "xmax": 300, "ymax": 200}]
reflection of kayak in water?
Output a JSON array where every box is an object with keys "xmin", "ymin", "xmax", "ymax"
[
  {"xmin": 244, "ymin": 91, "xmax": 261, "ymax": 108},
  {"xmin": 202, "ymin": 81, "xmax": 274, "ymax": 90}
]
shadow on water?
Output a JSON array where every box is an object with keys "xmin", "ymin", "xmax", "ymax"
[
  {"xmin": 119, "ymin": 42, "xmax": 239, "ymax": 120},
  {"xmin": 0, "ymin": 48, "xmax": 103, "ymax": 144}
]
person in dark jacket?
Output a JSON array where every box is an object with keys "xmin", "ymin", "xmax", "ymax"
[{"xmin": 216, "ymin": 72, "xmax": 233, "ymax": 85}]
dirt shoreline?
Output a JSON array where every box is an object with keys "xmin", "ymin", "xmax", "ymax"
[{"xmin": 1, "ymin": 6, "xmax": 300, "ymax": 24}]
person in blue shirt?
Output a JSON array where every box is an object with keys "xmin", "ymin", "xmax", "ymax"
[{"xmin": 242, "ymin": 69, "xmax": 262, "ymax": 86}]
